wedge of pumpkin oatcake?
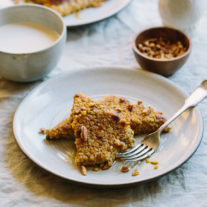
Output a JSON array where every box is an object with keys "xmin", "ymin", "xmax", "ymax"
[{"xmin": 71, "ymin": 93, "xmax": 134, "ymax": 169}]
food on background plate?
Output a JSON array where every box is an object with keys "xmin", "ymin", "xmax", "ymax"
[
  {"xmin": 22, "ymin": 0, "xmax": 105, "ymax": 16},
  {"xmin": 41, "ymin": 93, "xmax": 170, "ymax": 175},
  {"xmin": 132, "ymin": 169, "xmax": 139, "ymax": 176}
]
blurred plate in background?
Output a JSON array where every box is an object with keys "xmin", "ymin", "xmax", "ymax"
[{"xmin": 0, "ymin": 0, "xmax": 131, "ymax": 27}]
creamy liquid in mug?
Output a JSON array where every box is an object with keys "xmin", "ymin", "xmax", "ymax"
[{"xmin": 0, "ymin": 22, "xmax": 60, "ymax": 53}]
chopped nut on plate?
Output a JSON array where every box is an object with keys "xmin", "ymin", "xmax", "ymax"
[
  {"xmin": 121, "ymin": 166, "xmax": 130, "ymax": 173},
  {"xmin": 80, "ymin": 165, "xmax": 87, "ymax": 176},
  {"xmin": 150, "ymin": 161, "xmax": 159, "ymax": 165},
  {"xmin": 132, "ymin": 169, "xmax": 140, "ymax": 176}
]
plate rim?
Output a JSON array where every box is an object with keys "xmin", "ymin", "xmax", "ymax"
[{"xmin": 13, "ymin": 66, "xmax": 204, "ymax": 187}]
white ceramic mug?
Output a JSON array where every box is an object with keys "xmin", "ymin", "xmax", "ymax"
[{"xmin": 0, "ymin": 5, "xmax": 66, "ymax": 82}]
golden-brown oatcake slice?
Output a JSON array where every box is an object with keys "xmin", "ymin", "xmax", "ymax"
[
  {"xmin": 71, "ymin": 93, "xmax": 134, "ymax": 168},
  {"xmin": 24, "ymin": 0, "xmax": 105, "ymax": 16},
  {"xmin": 97, "ymin": 95, "xmax": 169, "ymax": 134}
]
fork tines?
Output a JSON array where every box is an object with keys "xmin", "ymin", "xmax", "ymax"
[{"xmin": 117, "ymin": 144, "xmax": 154, "ymax": 162}]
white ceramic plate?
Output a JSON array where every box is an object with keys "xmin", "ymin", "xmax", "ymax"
[
  {"xmin": 0, "ymin": 0, "xmax": 131, "ymax": 27},
  {"xmin": 13, "ymin": 67, "xmax": 203, "ymax": 187}
]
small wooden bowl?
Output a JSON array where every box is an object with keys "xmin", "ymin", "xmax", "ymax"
[{"xmin": 132, "ymin": 27, "xmax": 191, "ymax": 76}]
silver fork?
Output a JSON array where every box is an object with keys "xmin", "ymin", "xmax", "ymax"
[{"xmin": 117, "ymin": 80, "xmax": 207, "ymax": 162}]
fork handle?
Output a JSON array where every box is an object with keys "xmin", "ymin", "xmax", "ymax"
[{"xmin": 159, "ymin": 80, "xmax": 207, "ymax": 132}]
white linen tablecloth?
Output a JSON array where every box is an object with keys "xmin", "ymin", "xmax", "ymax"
[{"xmin": 1, "ymin": 0, "xmax": 207, "ymax": 206}]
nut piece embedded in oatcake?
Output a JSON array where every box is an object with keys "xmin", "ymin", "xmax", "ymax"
[
  {"xmin": 41, "ymin": 94, "xmax": 169, "ymax": 140},
  {"xmin": 71, "ymin": 93, "xmax": 134, "ymax": 167}
]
